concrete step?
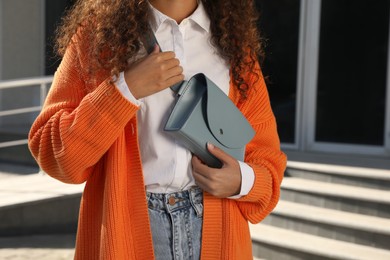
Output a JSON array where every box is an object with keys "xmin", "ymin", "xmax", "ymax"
[
  {"xmin": 0, "ymin": 145, "xmax": 37, "ymax": 165},
  {"xmin": 280, "ymin": 177, "xmax": 390, "ymax": 218},
  {"xmin": 0, "ymin": 234, "xmax": 75, "ymax": 259},
  {"xmin": 262, "ymin": 200, "xmax": 390, "ymax": 249},
  {"xmin": 286, "ymin": 161, "xmax": 390, "ymax": 190},
  {"xmin": 0, "ymin": 132, "xmax": 27, "ymax": 142},
  {"xmin": 250, "ymin": 223, "xmax": 390, "ymax": 260},
  {"xmin": 0, "ymin": 173, "xmax": 84, "ymax": 236},
  {"xmin": 0, "ymin": 173, "xmax": 84, "ymax": 207},
  {"xmin": 0, "ymin": 132, "xmax": 36, "ymax": 165},
  {"xmin": 0, "ymin": 162, "xmax": 38, "ymax": 176}
]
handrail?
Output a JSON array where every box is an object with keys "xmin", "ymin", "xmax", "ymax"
[
  {"xmin": 0, "ymin": 76, "xmax": 53, "ymax": 89},
  {"xmin": 0, "ymin": 76, "xmax": 53, "ymax": 149}
]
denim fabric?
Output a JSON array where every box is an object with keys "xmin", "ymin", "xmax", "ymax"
[{"xmin": 146, "ymin": 187, "xmax": 203, "ymax": 260}]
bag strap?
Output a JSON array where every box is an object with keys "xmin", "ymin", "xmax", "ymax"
[{"xmin": 142, "ymin": 26, "xmax": 183, "ymax": 93}]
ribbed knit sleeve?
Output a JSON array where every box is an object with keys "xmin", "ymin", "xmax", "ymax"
[
  {"xmin": 28, "ymin": 32, "xmax": 139, "ymax": 184},
  {"xmin": 231, "ymin": 61, "xmax": 287, "ymax": 224}
]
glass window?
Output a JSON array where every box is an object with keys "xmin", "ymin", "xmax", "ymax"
[
  {"xmin": 315, "ymin": 0, "xmax": 389, "ymax": 146},
  {"xmin": 256, "ymin": 0, "xmax": 301, "ymax": 143}
]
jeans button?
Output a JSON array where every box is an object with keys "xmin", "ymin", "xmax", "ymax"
[{"xmin": 168, "ymin": 196, "xmax": 176, "ymax": 206}]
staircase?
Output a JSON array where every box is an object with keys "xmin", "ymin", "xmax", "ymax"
[
  {"xmin": 0, "ymin": 172, "xmax": 83, "ymax": 236},
  {"xmin": 251, "ymin": 161, "xmax": 390, "ymax": 260},
  {"xmin": 2, "ymin": 160, "xmax": 390, "ymax": 260}
]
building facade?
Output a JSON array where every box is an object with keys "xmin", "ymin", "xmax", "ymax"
[
  {"xmin": 0, "ymin": 0, "xmax": 389, "ymax": 166},
  {"xmin": 0, "ymin": 0, "xmax": 72, "ymax": 165},
  {"xmin": 259, "ymin": 0, "xmax": 390, "ymax": 160}
]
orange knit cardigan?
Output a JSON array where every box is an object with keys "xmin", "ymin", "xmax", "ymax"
[{"xmin": 28, "ymin": 30, "xmax": 287, "ymax": 259}]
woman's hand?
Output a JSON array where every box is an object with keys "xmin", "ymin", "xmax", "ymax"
[
  {"xmin": 124, "ymin": 45, "xmax": 184, "ymax": 99},
  {"xmin": 192, "ymin": 143, "xmax": 242, "ymax": 198}
]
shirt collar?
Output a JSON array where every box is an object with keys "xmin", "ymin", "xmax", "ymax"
[{"xmin": 149, "ymin": 1, "xmax": 210, "ymax": 33}]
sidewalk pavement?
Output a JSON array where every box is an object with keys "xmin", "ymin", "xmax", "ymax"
[{"xmin": 0, "ymin": 171, "xmax": 84, "ymax": 208}]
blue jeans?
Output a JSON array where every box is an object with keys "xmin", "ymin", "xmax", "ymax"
[{"xmin": 146, "ymin": 187, "xmax": 203, "ymax": 260}]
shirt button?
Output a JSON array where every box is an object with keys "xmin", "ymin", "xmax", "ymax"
[{"xmin": 168, "ymin": 197, "xmax": 176, "ymax": 206}]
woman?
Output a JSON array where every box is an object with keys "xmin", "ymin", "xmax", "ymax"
[{"xmin": 28, "ymin": 0, "xmax": 287, "ymax": 259}]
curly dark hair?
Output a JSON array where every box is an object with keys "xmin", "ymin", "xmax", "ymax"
[{"xmin": 55, "ymin": 0, "xmax": 263, "ymax": 98}]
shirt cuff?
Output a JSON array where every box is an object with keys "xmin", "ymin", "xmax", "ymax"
[
  {"xmin": 228, "ymin": 161, "xmax": 255, "ymax": 199},
  {"xmin": 115, "ymin": 72, "xmax": 142, "ymax": 106}
]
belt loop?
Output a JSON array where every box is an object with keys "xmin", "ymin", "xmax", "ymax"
[
  {"xmin": 189, "ymin": 188, "xmax": 203, "ymax": 218},
  {"xmin": 146, "ymin": 192, "xmax": 151, "ymax": 202}
]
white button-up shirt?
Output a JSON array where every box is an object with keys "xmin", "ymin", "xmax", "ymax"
[{"xmin": 116, "ymin": 2, "xmax": 254, "ymax": 197}]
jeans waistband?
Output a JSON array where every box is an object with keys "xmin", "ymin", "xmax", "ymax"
[{"xmin": 146, "ymin": 187, "xmax": 203, "ymax": 217}]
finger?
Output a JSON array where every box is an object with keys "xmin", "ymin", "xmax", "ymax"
[
  {"xmin": 163, "ymin": 74, "xmax": 185, "ymax": 89},
  {"xmin": 193, "ymin": 169, "xmax": 228, "ymax": 198},
  {"xmin": 161, "ymin": 58, "xmax": 181, "ymax": 72},
  {"xmin": 192, "ymin": 156, "xmax": 206, "ymax": 172},
  {"xmin": 165, "ymin": 65, "xmax": 183, "ymax": 79},
  {"xmin": 154, "ymin": 74, "xmax": 184, "ymax": 92},
  {"xmin": 192, "ymin": 167, "xmax": 220, "ymax": 196},
  {"xmin": 151, "ymin": 44, "xmax": 160, "ymax": 54},
  {"xmin": 191, "ymin": 156, "xmax": 214, "ymax": 178},
  {"xmin": 153, "ymin": 51, "xmax": 176, "ymax": 61},
  {"xmin": 192, "ymin": 170, "xmax": 210, "ymax": 189},
  {"xmin": 153, "ymin": 61, "xmax": 182, "ymax": 83},
  {"xmin": 207, "ymin": 143, "xmax": 235, "ymax": 166}
]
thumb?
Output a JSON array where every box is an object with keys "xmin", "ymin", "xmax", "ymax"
[
  {"xmin": 207, "ymin": 143, "xmax": 234, "ymax": 165},
  {"xmin": 151, "ymin": 44, "xmax": 160, "ymax": 54}
]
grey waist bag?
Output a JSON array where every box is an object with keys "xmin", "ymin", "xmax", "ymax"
[
  {"xmin": 164, "ymin": 74, "xmax": 255, "ymax": 168},
  {"xmin": 143, "ymin": 28, "xmax": 255, "ymax": 168}
]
